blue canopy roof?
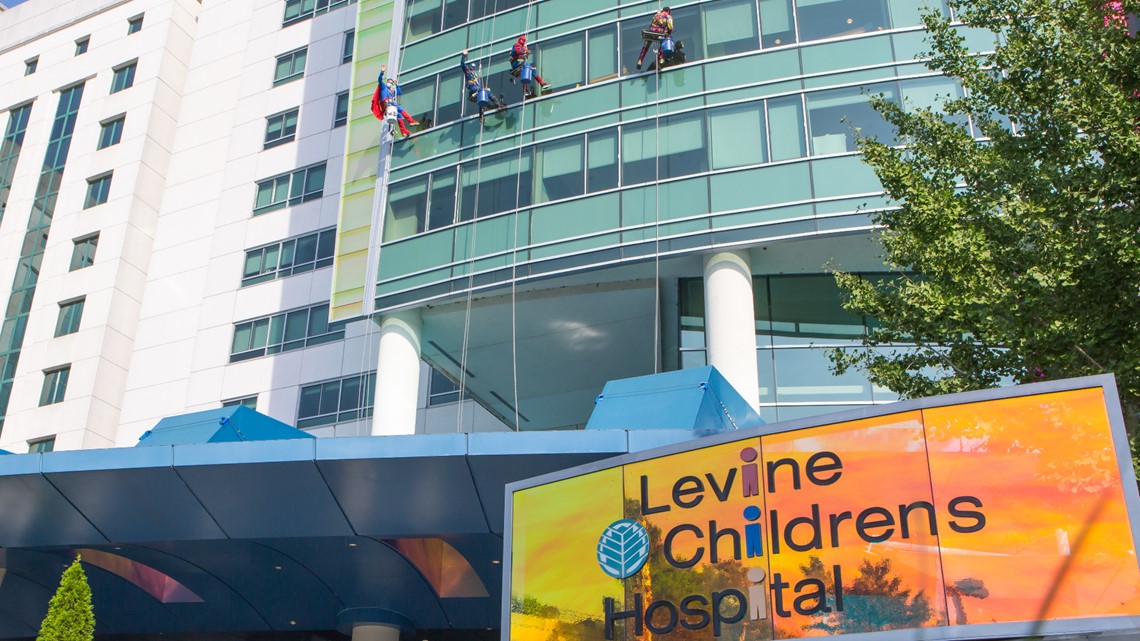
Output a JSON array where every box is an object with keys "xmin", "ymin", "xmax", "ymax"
[
  {"xmin": 585, "ymin": 366, "xmax": 765, "ymax": 432},
  {"xmin": 136, "ymin": 406, "xmax": 315, "ymax": 446}
]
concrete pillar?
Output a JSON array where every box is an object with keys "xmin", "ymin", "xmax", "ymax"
[
  {"xmin": 703, "ymin": 251, "xmax": 760, "ymax": 411},
  {"xmin": 373, "ymin": 309, "xmax": 422, "ymax": 435},
  {"xmin": 352, "ymin": 624, "xmax": 401, "ymax": 641}
]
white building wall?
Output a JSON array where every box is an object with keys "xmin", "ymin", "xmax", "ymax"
[{"xmin": 0, "ymin": 0, "xmax": 201, "ymax": 451}]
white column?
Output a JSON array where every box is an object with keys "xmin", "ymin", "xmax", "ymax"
[
  {"xmin": 352, "ymin": 624, "xmax": 401, "ymax": 641},
  {"xmin": 703, "ymin": 251, "xmax": 760, "ymax": 412},
  {"xmin": 373, "ymin": 309, "xmax": 422, "ymax": 435}
]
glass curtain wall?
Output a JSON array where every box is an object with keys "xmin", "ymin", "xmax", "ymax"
[{"xmin": 679, "ymin": 275, "xmax": 900, "ymax": 422}]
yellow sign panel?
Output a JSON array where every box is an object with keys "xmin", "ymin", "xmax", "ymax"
[{"xmin": 506, "ymin": 380, "xmax": 1140, "ymax": 640}]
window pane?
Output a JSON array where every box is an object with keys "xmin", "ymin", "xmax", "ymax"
[
  {"xmin": 317, "ymin": 230, "xmax": 336, "ymax": 259},
  {"xmin": 308, "ymin": 304, "xmax": 330, "ymax": 336},
  {"xmin": 540, "ymin": 33, "xmax": 585, "ymax": 91},
  {"xmin": 284, "ymin": 310, "xmax": 308, "ymax": 343},
  {"xmin": 774, "ymin": 347, "xmax": 872, "ymax": 402},
  {"xmin": 796, "ymin": 0, "xmax": 890, "ymax": 41},
  {"xmin": 304, "ymin": 164, "xmax": 325, "ymax": 196},
  {"xmin": 319, "ymin": 381, "xmax": 341, "ymax": 415},
  {"xmin": 459, "ymin": 150, "xmax": 533, "ymax": 220},
  {"xmin": 807, "ymin": 84, "xmax": 896, "ymax": 154},
  {"xmin": 400, "ymin": 79, "xmax": 435, "ymax": 126},
  {"xmin": 659, "ymin": 112, "xmax": 708, "ymax": 179},
  {"xmin": 767, "ymin": 96, "xmax": 806, "ymax": 160},
  {"xmin": 767, "ymin": 275, "xmax": 865, "ymax": 343},
  {"xmin": 443, "ymin": 0, "xmax": 468, "ymax": 27},
  {"xmin": 704, "ymin": 0, "xmax": 759, "ymax": 57},
  {"xmin": 588, "ymin": 24, "xmax": 618, "ymax": 83},
  {"xmin": 232, "ymin": 323, "xmax": 253, "ymax": 353},
  {"xmin": 709, "ymin": 102, "xmax": 767, "ymax": 169},
  {"xmin": 385, "ymin": 176, "xmax": 428, "ymax": 241},
  {"xmin": 250, "ymin": 318, "xmax": 270, "ymax": 349},
  {"xmin": 428, "ymin": 170, "xmax": 457, "ymax": 230},
  {"xmin": 437, "ymin": 69, "xmax": 463, "ymax": 123},
  {"xmin": 587, "ymin": 129, "xmax": 619, "ymax": 192},
  {"xmin": 535, "ymin": 136, "xmax": 584, "ymax": 203},
  {"xmin": 759, "ymin": 0, "xmax": 797, "ymax": 46},
  {"xmin": 408, "ymin": 0, "xmax": 443, "ymax": 40},
  {"xmin": 334, "ymin": 91, "xmax": 349, "ymax": 127},
  {"xmin": 298, "ymin": 385, "xmax": 322, "ymax": 418},
  {"xmin": 294, "ymin": 235, "xmax": 318, "ymax": 264}
]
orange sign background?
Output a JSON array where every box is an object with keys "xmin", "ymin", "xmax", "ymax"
[{"xmin": 508, "ymin": 385, "xmax": 1140, "ymax": 641}]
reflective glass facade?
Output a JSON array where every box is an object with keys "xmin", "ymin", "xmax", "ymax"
[{"xmin": 373, "ymin": 0, "xmax": 993, "ymax": 307}]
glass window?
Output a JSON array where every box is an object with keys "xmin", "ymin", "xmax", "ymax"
[
  {"xmin": 342, "ymin": 30, "xmax": 355, "ymax": 63},
  {"xmin": 222, "ymin": 395, "xmax": 257, "ymax": 410},
  {"xmin": 889, "ymin": 0, "xmax": 948, "ymax": 28},
  {"xmin": 399, "ymin": 78, "xmax": 436, "ymax": 127},
  {"xmin": 111, "ymin": 61, "xmax": 137, "ymax": 93},
  {"xmin": 587, "ymin": 129, "xmax": 619, "ymax": 192},
  {"xmin": 273, "ymin": 48, "xmax": 307, "ymax": 86},
  {"xmin": 760, "ymin": 0, "xmax": 797, "ymax": 46},
  {"xmin": 296, "ymin": 372, "xmax": 375, "ymax": 429},
  {"xmin": 703, "ymin": 0, "xmax": 760, "ymax": 57},
  {"xmin": 660, "ymin": 113, "xmax": 708, "ymax": 178},
  {"xmin": 767, "ymin": 95, "xmax": 807, "ymax": 160},
  {"xmin": 408, "ymin": 0, "xmax": 443, "ymax": 40},
  {"xmin": 807, "ymin": 84, "xmax": 897, "ymax": 154},
  {"xmin": 437, "ymin": 69, "xmax": 464, "ymax": 124},
  {"xmin": 428, "ymin": 367, "xmax": 463, "ymax": 406},
  {"xmin": 459, "ymin": 148, "xmax": 533, "ymax": 220},
  {"xmin": 283, "ymin": 0, "xmax": 354, "ymax": 26},
  {"xmin": 97, "ymin": 116, "xmax": 125, "ymax": 149},
  {"xmin": 253, "ymin": 163, "xmax": 325, "ymax": 214},
  {"xmin": 672, "ymin": 5, "xmax": 704, "ymax": 64},
  {"xmin": 796, "ymin": 0, "xmax": 890, "ymax": 41},
  {"xmin": 900, "ymin": 76, "xmax": 968, "ymax": 129},
  {"xmin": 231, "ymin": 303, "xmax": 344, "ymax": 361},
  {"xmin": 385, "ymin": 176, "xmax": 429, "ymax": 241},
  {"xmin": 773, "ymin": 347, "xmax": 872, "ymax": 402},
  {"xmin": 443, "ymin": 0, "xmax": 468, "ymax": 28},
  {"xmin": 28, "ymin": 437, "xmax": 55, "ymax": 453},
  {"xmin": 539, "ymin": 32, "xmax": 585, "ymax": 92},
  {"xmin": 334, "ymin": 91, "xmax": 349, "ymax": 128},
  {"xmin": 265, "ymin": 108, "xmax": 299, "ymax": 148},
  {"xmin": 55, "ymin": 298, "xmax": 84, "ymax": 337},
  {"xmin": 128, "ymin": 15, "xmax": 144, "ymax": 34},
  {"xmin": 428, "ymin": 169, "xmax": 457, "ymax": 230},
  {"xmin": 242, "ymin": 228, "xmax": 336, "ymax": 286},
  {"xmin": 534, "ymin": 135, "xmax": 584, "ymax": 203},
  {"xmin": 40, "ymin": 366, "xmax": 70, "ymax": 406},
  {"xmin": 708, "ymin": 101, "xmax": 767, "ymax": 169},
  {"xmin": 24, "ymin": 57, "xmax": 38, "ymax": 76},
  {"xmin": 587, "ymin": 24, "xmax": 619, "ymax": 83},
  {"xmin": 75, "ymin": 37, "xmax": 90, "ymax": 56},
  {"xmin": 622, "ymin": 112, "xmax": 708, "ymax": 184},
  {"xmin": 84, "ymin": 173, "xmax": 112, "ymax": 208},
  {"xmin": 70, "ymin": 235, "xmax": 98, "ymax": 271},
  {"xmin": 766, "ymin": 275, "xmax": 865, "ymax": 343}
]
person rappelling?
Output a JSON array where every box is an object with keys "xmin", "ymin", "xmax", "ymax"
[
  {"xmin": 636, "ymin": 6, "xmax": 674, "ymax": 71},
  {"xmin": 460, "ymin": 50, "xmax": 507, "ymax": 122},
  {"xmin": 371, "ymin": 64, "xmax": 420, "ymax": 137},
  {"xmin": 508, "ymin": 35, "xmax": 551, "ymax": 98}
]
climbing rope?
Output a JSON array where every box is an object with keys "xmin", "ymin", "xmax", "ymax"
[{"xmin": 455, "ymin": 0, "xmax": 504, "ymax": 433}]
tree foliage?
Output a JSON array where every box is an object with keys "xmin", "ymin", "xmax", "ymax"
[
  {"xmin": 832, "ymin": 0, "xmax": 1140, "ymax": 432},
  {"xmin": 37, "ymin": 556, "xmax": 94, "ymax": 641}
]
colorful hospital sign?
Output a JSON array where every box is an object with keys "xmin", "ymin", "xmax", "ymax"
[{"xmin": 503, "ymin": 376, "xmax": 1140, "ymax": 641}]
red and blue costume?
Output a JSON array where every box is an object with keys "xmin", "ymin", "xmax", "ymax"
[{"xmin": 371, "ymin": 67, "xmax": 418, "ymax": 136}]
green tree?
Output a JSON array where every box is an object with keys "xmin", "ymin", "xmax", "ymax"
[
  {"xmin": 831, "ymin": 0, "xmax": 1140, "ymax": 440},
  {"xmin": 803, "ymin": 557, "xmax": 937, "ymax": 634},
  {"xmin": 37, "ymin": 556, "xmax": 94, "ymax": 641}
]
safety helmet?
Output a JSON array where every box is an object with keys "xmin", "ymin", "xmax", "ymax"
[
  {"xmin": 662, "ymin": 6, "xmax": 671, "ymax": 11},
  {"xmin": 465, "ymin": 61, "xmax": 477, "ymax": 70}
]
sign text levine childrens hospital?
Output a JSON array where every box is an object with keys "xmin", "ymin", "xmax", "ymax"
[{"xmin": 503, "ymin": 376, "xmax": 1140, "ymax": 641}]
